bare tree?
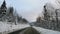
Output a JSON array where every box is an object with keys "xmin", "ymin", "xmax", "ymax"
[{"xmin": 36, "ymin": 16, "xmax": 41, "ymax": 23}]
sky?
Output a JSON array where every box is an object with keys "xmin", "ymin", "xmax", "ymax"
[{"xmin": 0, "ymin": 0, "xmax": 59, "ymax": 22}]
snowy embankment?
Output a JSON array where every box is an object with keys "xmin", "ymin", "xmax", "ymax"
[
  {"xmin": 0, "ymin": 21, "xmax": 30, "ymax": 33},
  {"xmin": 33, "ymin": 26, "xmax": 60, "ymax": 34}
]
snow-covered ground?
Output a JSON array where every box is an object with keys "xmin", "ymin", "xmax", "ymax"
[
  {"xmin": 0, "ymin": 21, "xmax": 60, "ymax": 34},
  {"xmin": 0, "ymin": 21, "xmax": 30, "ymax": 33},
  {"xmin": 33, "ymin": 26, "xmax": 60, "ymax": 34}
]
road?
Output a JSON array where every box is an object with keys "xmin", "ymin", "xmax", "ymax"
[{"xmin": 8, "ymin": 27, "xmax": 40, "ymax": 34}]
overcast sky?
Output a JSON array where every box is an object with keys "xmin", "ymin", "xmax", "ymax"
[{"xmin": 0, "ymin": 0, "xmax": 59, "ymax": 22}]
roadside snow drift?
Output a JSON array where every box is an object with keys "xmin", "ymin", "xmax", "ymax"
[
  {"xmin": 33, "ymin": 26, "xmax": 60, "ymax": 34},
  {"xmin": 0, "ymin": 21, "xmax": 30, "ymax": 33}
]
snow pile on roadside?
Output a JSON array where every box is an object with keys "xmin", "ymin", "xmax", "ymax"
[
  {"xmin": 0, "ymin": 22, "xmax": 11, "ymax": 32},
  {"xmin": 33, "ymin": 26, "xmax": 60, "ymax": 34},
  {"xmin": 0, "ymin": 21, "xmax": 30, "ymax": 33}
]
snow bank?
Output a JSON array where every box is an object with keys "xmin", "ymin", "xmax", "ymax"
[
  {"xmin": 0, "ymin": 21, "xmax": 30, "ymax": 33},
  {"xmin": 33, "ymin": 26, "xmax": 60, "ymax": 34}
]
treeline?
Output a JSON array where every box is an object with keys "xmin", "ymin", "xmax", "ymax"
[{"xmin": 35, "ymin": 2, "xmax": 60, "ymax": 31}]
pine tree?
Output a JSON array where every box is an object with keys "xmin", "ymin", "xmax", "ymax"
[
  {"xmin": 0, "ymin": 0, "xmax": 7, "ymax": 17},
  {"xmin": 43, "ymin": 5, "xmax": 50, "ymax": 21}
]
